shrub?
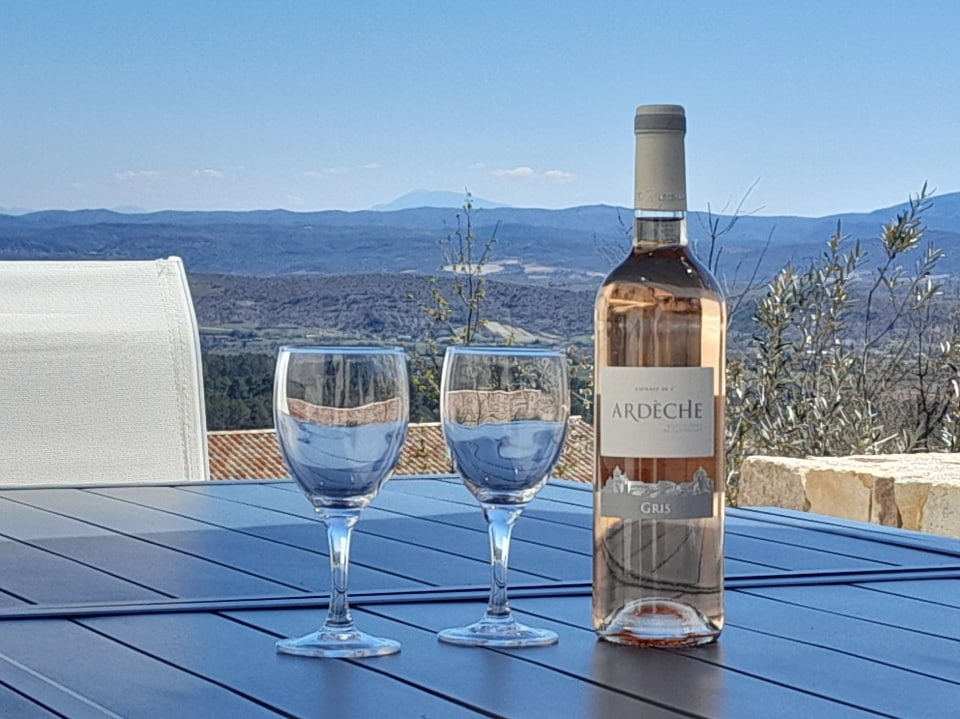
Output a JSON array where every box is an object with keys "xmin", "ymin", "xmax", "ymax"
[{"xmin": 727, "ymin": 184, "xmax": 960, "ymax": 498}]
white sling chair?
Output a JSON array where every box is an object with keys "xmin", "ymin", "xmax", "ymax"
[{"xmin": 0, "ymin": 257, "xmax": 209, "ymax": 485}]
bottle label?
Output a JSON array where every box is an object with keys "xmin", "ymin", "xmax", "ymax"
[
  {"xmin": 598, "ymin": 367, "xmax": 714, "ymax": 457},
  {"xmin": 600, "ymin": 465, "xmax": 715, "ymax": 519},
  {"xmin": 598, "ymin": 367, "xmax": 716, "ymax": 519}
]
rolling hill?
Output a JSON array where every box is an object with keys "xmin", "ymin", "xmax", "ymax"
[{"xmin": 2, "ymin": 192, "xmax": 958, "ymax": 287}]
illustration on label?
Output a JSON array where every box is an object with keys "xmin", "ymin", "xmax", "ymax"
[{"xmin": 600, "ymin": 466, "xmax": 714, "ymax": 519}]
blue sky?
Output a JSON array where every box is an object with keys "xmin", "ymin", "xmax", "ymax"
[{"xmin": 2, "ymin": 1, "xmax": 958, "ymax": 216}]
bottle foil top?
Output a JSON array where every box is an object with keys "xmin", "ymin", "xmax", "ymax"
[{"xmin": 634, "ymin": 104, "xmax": 687, "ymax": 212}]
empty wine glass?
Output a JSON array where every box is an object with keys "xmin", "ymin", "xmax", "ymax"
[
  {"xmin": 273, "ymin": 346, "xmax": 408, "ymax": 658},
  {"xmin": 438, "ymin": 346, "xmax": 569, "ymax": 647}
]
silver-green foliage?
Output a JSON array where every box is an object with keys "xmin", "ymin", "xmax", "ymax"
[{"xmin": 728, "ymin": 184, "xmax": 960, "ymax": 490}]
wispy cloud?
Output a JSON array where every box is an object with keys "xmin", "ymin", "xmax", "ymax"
[
  {"xmin": 494, "ymin": 166, "xmax": 536, "ymax": 179},
  {"xmin": 191, "ymin": 168, "xmax": 225, "ymax": 180},
  {"xmin": 115, "ymin": 170, "xmax": 162, "ymax": 181},
  {"xmin": 493, "ymin": 166, "xmax": 576, "ymax": 183},
  {"xmin": 544, "ymin": 169, "xmax": 576, "ymax": 183}
]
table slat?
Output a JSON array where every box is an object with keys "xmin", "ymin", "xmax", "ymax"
[
  {"xmin": 0, "ymin": 684, "xmax": 64, "ymax": 719},
  {"xmin": 510, "ymin": 594, "xmax": 955, "ymax": 719},
  {"xmin": 227, "ymin": 607, "xmax": 692, "ymax": 718},
  {"xmin": 91, "ymin": 485, "xmax": 567, "ymax": 586},
  {"xmin": 0, "ymin": 536, "xmax": 166, "ymax": 606},
  {"xmin": 0, "ymin": 619, "xmax": 285, "ymax": 719},
  {"xmin": 269, "ymin": 600, "xmax": 883, "ymax": 719},
  {"xmin": 2, "ymin": 493, "xmax": 299, "ymax": 601},
  {"xmin": 739, "ymin": 583, "xmax": 960, "ymax": 640}
]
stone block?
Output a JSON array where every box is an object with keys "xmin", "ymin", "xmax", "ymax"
[{"xmin": 738, "ymin": 454, "xmax": 960, "ymax": 539}]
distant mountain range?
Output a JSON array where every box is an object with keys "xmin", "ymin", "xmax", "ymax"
[
  {"xmin": 0, "ymin": 190, "xmax": 507, "ymax": 216},
  {"xmin": 370, "ymin": 189, "xmax": 509, "ymax": 211},
  {"xmin": 2, "ymin": 192, "xmax": 959, "ymax": 287}
]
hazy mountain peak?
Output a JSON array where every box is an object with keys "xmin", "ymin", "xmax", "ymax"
[{"xmin": 370, "ymin": 189, "xmax": 510, "ymax": 211}]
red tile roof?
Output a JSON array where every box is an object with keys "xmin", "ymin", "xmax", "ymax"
[
  {"xmin": 208, "ymin": 429, "xmax": 286, "ymax": 481},
  {"xmin": 208, "ymin": 417, "xmax": 594, "ymax": 484}
]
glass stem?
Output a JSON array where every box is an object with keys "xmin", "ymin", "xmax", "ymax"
[
  {"xmin": 321, "ymin": 510, "xmax": 359, "ymax": 630},
  {"xmin": 483, "ymin": 505, "xmax": 523, "ymax": 619}
]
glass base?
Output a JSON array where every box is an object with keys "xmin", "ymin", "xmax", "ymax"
[
  {"xmin": 598, "ymin": 599, "xmax": 721, "ymax": 648},
  {"xmin": 276, "ymin": 627, "xmax": 401, "ymax": 658},
  {"xmin": 438, "ymin": 615, "xmax": 559, "ymax": 648}
]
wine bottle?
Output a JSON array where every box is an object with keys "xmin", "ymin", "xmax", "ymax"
[{"xmin": 593, "ymin": 104, "xmax": 726, "ymax": 647}]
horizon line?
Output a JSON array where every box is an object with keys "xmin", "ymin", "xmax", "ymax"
[{"xmin": 3, "ymin": 194, "xmax": 953, "ymax": 222}]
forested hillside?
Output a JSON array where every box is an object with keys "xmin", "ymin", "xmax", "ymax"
[
  {"xmin": 190, "ymin": 272, "xmax": 594, "ymax": 352},
  {"xmin": 193, "ymin": 273, "xmax": 595, "ymax": 429},
  {"xmin": 202, "ymin": 353, "xmax": 274, "ymax": 430}
]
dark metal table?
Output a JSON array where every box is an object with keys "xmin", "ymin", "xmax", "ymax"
[{"xmin": 1, "ymin": 477, "xmax": 959, "ymax": 718}]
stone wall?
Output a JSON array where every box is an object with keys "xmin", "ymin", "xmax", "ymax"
[{"xmin": 738, "ymin": 454, "xmax": 960, "ymax": 539}]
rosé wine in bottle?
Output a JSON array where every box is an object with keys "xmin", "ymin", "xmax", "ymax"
[{"xmin": 593, "ymin": 104, "xmax": 726, "ymax": 647}]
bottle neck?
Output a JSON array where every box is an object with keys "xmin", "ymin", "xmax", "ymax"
[
  {"xmin": 633, "ymin": 106, "xmax": 687, "ymax": 250},
  {"xmin": 633, "ymin": 209, "xmax": 688, "ymax": 249}
]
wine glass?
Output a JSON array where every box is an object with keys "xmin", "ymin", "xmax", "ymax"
[
  {"xmin": 273, "ymin": 346, "xmax": 409, "ymax": 658},
  {"xmin": 438, "ymin": 346, "xmax": 569, "ymax": 647}
]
